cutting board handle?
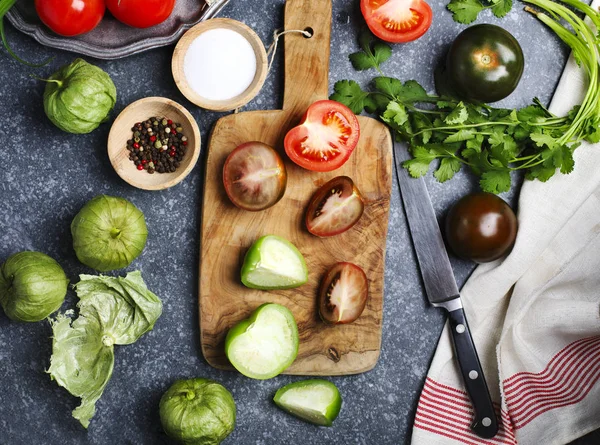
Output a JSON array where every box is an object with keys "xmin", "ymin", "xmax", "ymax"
[{"xmin": 283, "ymin": 0, "xmax": 332, "ymax": 112}]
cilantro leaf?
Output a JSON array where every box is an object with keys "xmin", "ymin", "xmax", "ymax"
[
  {"xmin": 530, "ymin": 132, "xmax": 558, "ymax": 150},
  {"xmin": 444, "ymin": 102, "xmax": 469, "ymax": 125},
  {"xmin": 517, "ymin": 104, "xmax": 548, "ymax": 123},
  {"xmin": 330, "ymin": 80, "xmax": 376, "ymax": 115},
  {"xmin": 560, "ymin": 146, "xmax": 575, "ymax": 174},
  {"xmin": 349, "ymin": 52, "xmax": 377, "ymax": 71},
  {"xmin": 366, "ymin": 93, "xmax": 392, "ymax": 114},
  {"xmin": 373, "ymin": 76, "xmax": 404, "ymax": 98},
  {"xmin": 444, "ymin": 129, "xmax": 475, "ymax": 143},
  {"xmin": 403, "ymin": 146, "xmax": 437, "ymax": 178},
  {"xmin": 373, "ymin": 77, "xmax": 430, "ymax": 103},
  {"xmin": 437, "ymin": 100, "xmax": 456, "ymax": 109},
  {"xmin": 480, "ymin": 170, "xmax": 512, "ymax": 194},
  {"xmin": 349, "ymin": 30, "xmax": 392, "ymax": 71},
  {"xmin": 466, "ymin": 104, "xmax": 488, "ymax": 124},
  {"xmin": 382, "ymin": 101, "xmax": 409, "ymax": 128},
  {"xmin": 447, "ymin": 0, "xmax": 485, "ymax": 25},
  {"xmin": 526, "ymin": 164, "xmax": 557, "ymax": 182},
  {"xmin": 465, "ymin": 134, "xmax": 484, "ymax": 153},
  {"xmin": 411, "ymin": 113, "xmax": 433, "ymax": 144},
  {"xmin": 585, "ymin": 118, "xmax": 600, "ymax": 143},
  {"xmin": 434, "ymin": 157, "xmax": 462, "ymax": 182},
  {"xmin": 492, "ymin": 0, "xmax": 513, "ymax": 18},
  {"xmin": 397, "ymin": 80, "xmax": 430, "ymax": 103}
]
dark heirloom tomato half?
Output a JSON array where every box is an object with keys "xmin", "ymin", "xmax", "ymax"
[
  {"xmin": 306, "ymin": 176, "xmax": 364, "ymax": 237},
  {"xmin": 446, "ymin": 24, "xmax": 524, "ymax": 103},
  {"xmin": 445, "ymin": 192, "xmax": 518, "ymax": 263},
  {"xmin": 319, "ymin": 262, "xmax": 369, "ymax": 325},
  {"xmin": 284, "ymin": 100, "xmax": 360, "ymax": 172},
  {"xmin": 360, "ymin": 0, "xmax": 432, "ymax": 43},
  {"xmin": 223, "ymin": 142, "xmax": 287, "ymax": 212}
]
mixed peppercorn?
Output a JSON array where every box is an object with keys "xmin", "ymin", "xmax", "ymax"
[{"xmin": 126, "ymin": 117, "xmax": 188, "ymax": 174}]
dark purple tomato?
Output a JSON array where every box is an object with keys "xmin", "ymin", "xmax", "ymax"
[
  {"xmin": 445, "ymin": 24, "xmax": 524, "ymax": 103},
  {"xmin": 223, "ymin": 142, "xmax": 287, "ymax": 211},
  {"xmin": 306, "ymin": 176, "xmax": 364, "ymax": 237},
  {"xmin": 445, "ymin": 192, "xmax": 518, "ymax": 263},
  {"xmin": 319, "ymin": 262, "xmax": 368, "ymax": 325}
]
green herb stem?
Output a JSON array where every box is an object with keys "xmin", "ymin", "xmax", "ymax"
[{"xmin": 0, "ymin": 0, "xmax": 52, "ymax": 67}]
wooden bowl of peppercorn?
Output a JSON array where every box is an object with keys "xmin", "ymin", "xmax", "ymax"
[{"xmin": 108, "ymin": 97, "xmax": 201, "ymax": 190}]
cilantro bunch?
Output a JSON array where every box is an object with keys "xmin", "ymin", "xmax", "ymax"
[
  {"xmin": 447, "ymin": 0, "xmax": 514, "ymax": 24},
  {"xmin": 331, "ymin": 0, "xmax": 600, "ymax": 193}
]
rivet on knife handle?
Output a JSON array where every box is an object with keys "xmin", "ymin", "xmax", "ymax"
[{"xmin": 448, "ymin": 306, "xmax": 499, "ymax": 438}]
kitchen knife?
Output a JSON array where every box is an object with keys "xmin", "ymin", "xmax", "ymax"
[{"xmin": 394, "ymin": 140, "xmax": 499, "ymax": 439}]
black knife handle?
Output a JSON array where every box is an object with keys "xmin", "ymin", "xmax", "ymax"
[{"xmin": 447, "ymin": 307, "xmax": 499, "ymax": 439}]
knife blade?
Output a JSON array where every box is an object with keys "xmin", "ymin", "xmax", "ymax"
[{"xmin": 394, "ymin": 140, "xmax": 499, "ymax": 439}]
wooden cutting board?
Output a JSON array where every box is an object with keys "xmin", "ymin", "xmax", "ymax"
[{"xmin": 199, "ymin": 0, "xmax": 393, "ymax": 375}]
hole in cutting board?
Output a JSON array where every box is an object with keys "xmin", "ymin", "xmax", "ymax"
[{"xmin": 303, "ymin": 27, "xmax": 314, "ymax": 38}]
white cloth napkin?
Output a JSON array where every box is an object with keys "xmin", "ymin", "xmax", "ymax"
[{"xmin": 410, "ymin": 6, "xmax": 600, "ymax": 445}]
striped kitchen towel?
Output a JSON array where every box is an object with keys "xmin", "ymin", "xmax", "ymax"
[{"xmin": 410, "ymin": 4, "xmax": 600, "ymax": 445}]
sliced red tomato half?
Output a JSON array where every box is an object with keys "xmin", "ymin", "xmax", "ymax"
[
  {"xmin": 361, "ymin": 0, "xmax": 433, "ymax": 43},
  {"xmin": 284, "ymin": 100, "xmax": 360, "ymax": 172}
]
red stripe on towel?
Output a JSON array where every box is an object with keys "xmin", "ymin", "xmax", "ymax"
[
  {"xmin": 503, "ymin": 335, "xmax": 600, "ymax": 429},
  {"xmin": 414, "ymin": 378, "xmax": 516, "ymax": 444}
]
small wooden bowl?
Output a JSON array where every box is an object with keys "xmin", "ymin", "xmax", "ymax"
[
  {"xmin": 172, "ymin": 18, "xmax": 268, "ymax": 111},
  {"xmin": 107, "ymin": 97, "xmax": 201, "ymax": 191}
]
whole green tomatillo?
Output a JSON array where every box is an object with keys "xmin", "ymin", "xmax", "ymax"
[
  {"xmin": 71, "ymin": 195, "xmax": 147, "ymax": 272},
  {"xmin": 160, "ymin": 378, "xmax": 236, "ymax": 445},
  {"xmin": 0, "ymin": 251, "xmax": 68, "ymax": 322},
  {"xmin": 43, "ymin": 58, "xmax": 116, "ymax": 134}
]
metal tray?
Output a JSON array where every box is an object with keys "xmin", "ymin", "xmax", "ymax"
[{"xmin": 6, "ymin": 0, "xmax": 230, "ymax": 60}]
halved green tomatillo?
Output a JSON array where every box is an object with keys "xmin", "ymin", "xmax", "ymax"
[
  {"xmin": 273, "ymin": 379, "xmax": 342, "ymax": 426},
  {"xmin": 240, "ymin": 235, "xmax": 308, "ymax": 290},
  {"xmin": 225, "ymin": 303, "xmax": 299, "ymax": 380}
]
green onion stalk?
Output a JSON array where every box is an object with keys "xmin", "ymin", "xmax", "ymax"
[
  {"xmin": 0, "ymin": 0, "xmax": 51, "ymax": 66},
  {"xmin": 523, "ymin": 0, "xmax": 600, "ymax": 146}
]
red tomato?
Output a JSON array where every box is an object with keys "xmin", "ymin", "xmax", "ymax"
[
  {"xmin": 105, "ymin": 0, "xmax": 176, "ymax": 28},
  {"xmin": 35, "ymin": 0, "xmax": 105, "ymax": 37},
  {"xmin": 284, "ymin": 100, "xmax": 360, "ymax": 172},
  {"xmin": 319, "ymin": 262, "xmax": 369, "ymax": 325},
  {"xmin": 360, "ymin": 0, "xmax": 433, "ymax": 43},
  {"xmin": 306, "ymin": 176, "xmax": 364, "ymax": 237}
]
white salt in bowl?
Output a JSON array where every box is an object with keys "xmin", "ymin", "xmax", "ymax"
[{"xmin": 172, "ymin": 18, "xmax": 268, "ymax": 111}]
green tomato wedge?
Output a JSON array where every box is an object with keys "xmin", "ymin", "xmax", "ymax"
[
  {"xmin": 241, "ymin": 235, "xmax": 308, "ymax": 290},
  {"xmin": 225, "ymin": 303, "xmax": 299, "ymax": 380},
  {"xmin": 273, "ymin": 379, "xmax": 342, "ymax": 426}
]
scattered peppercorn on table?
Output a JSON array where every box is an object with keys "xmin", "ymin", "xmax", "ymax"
[{"xmin": 0, "ymin": 0, "xmax": 598, "ymax": 444}]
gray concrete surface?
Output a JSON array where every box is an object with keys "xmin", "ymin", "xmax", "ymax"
[{"xmin": 0, "ymin": 0, "xmax": 598, "ymax": 444}]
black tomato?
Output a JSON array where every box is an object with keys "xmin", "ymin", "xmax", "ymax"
[
  {"xmin": 445, "ymin": 24, "xmax": 524, "ymax": 103},
  {"xmin": 445, "ymin": 192, "xmax": 518, "ymax": 263},
  {"xmin": 319, "ymin": 262, "xmax": 368, "ymax": 325}
]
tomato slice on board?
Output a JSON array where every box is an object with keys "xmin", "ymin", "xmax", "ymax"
[
  {"xmin": 223, "ymin": 142, "xmax": 287, "ymax": 212},
  {"xmin": 360, "ymin": 0, "xmax": 433, "ymax": 43},
  {"xmin": 305, "ymin": 176, "xmax": 364, "ymax": 237},
  {"xmin": 284, "ymin": 100, "xmax": 360, "ymax": 172},
  {"xmin": 319, "ymin": 262, "xmax": 369, "ymax": 325}
]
